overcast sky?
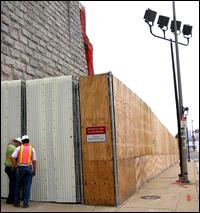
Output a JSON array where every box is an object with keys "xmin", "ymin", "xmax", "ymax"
[{"xmin": 80, "ymin": 1, "xmax": 199, "ymax": 136}]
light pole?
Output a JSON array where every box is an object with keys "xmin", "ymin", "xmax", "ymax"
[{"xmin": 143, "ymin": 1, "xmax": 192, "ymax": 183}]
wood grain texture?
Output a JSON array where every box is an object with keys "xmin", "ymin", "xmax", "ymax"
[
  {"xmin": 112, "ymin": 75, "xmax": 179, "ymax": 203},
  {"xmin": 117, "ymin": 158, "xmax": 136, "ymax": 204},
  {"xmin": 79, "ymin": 74, "xmax": 115, "ymax": 206},
  {"xmin": 79, "ymin": 73, "xmax": 179, "ymax": 206}
]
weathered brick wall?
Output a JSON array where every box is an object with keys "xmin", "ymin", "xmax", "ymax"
[{"xmin": 1, "ymin": 1, "xmax": 88, "ymax": 81}]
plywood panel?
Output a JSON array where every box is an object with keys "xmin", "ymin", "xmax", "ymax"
[
  {"xmin": 80, "ymin": 75, "xmax": 111, "ymax": 128},
  {"xmin": 113, "ymin": 76, "xmax": 137, "ymax": 159},
  {"xmin": 117, "ymin": 158, "xmax": 136, "ymax": 204},
  {"xmin": 79, "ymin": 74, "xmax": 115, "ymax": 206},
  {"xmin": 113, "ymin": 76, "xmax": 156, "ymax": 160},
  {"xmin": 135, "ymin": 154, "xmax": 178, "ymax": 191},
  {"xmin": 83, "ymin": 160, "xmax": 115, "ymax": 206}
]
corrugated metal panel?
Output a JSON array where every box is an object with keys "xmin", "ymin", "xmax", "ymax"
[
  {"xmin": 26, "ymin": 76, "xmax": 76, "ymax": 202},
  {"xmin": 1, "ymin": 80, "xmax": 21, "ymax": 198}
]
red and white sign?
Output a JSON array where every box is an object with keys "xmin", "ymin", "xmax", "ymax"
[
  {"xmin": 180, "ymin": 116, "xmax": 187, "ymax": 128},
  {"xmin": 86, "ymin": 126, "xmax": 106, "ymax": 142}
]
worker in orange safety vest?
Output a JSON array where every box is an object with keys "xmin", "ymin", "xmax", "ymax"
[{"xmin": 11, "ymin": 135, "xmax": 36, "ymax": 208}]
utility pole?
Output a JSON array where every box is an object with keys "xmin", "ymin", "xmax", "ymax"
[
  {"xmin": 172, "ymin": 1, "xmax": 189, "ymax": 183},
  {"xmin": 191, "ymin": 120, "xmax": 196, "ymax": 151},
  {"xmin": 186, "ymin": 126, "xmax": 190, "ymax": 161},
  {"xmin": 143, "ymin": 2, "xmax": 192, "ymax": 183}
]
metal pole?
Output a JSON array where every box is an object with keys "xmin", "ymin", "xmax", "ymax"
[
  {"xmin": 191, "ymin": 120, "xmax": 193, "ymax": 133},
  {"xmin": 170, "ymin": 39, "xmax": 182, "ymax": 175},
  {"xmin": 186, "ymin": 125, "xmax": 190, "ymax": 161},
  {"xmin": 21, "ymin": 80, "xmax": 27, "ymax": 136},
  {"xmin": 191, "ymin": 120, "xmax": 196, "ymax": 151},
  {"xmin": 108, "ymin": 72, "xmax": 119, "ymax": 207},
  {"xmin": 72, "ymin": 77, "xmax": 84, "ymax": 203},
  {"xmin": 172, "ymin": 1, "xmax": 189, "ymax": 183}
]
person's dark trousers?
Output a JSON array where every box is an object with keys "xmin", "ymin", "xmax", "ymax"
[
  {"xmin": 15, "ymin": 166, "xmax": 33, "ymax": 206},
  {"xmin": 5, "ymin": 166, "xmax": 16, "ymax": 203}
]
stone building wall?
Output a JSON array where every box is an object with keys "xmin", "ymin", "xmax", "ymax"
[{"xmin": 1, "ymin": 1, "xmax": 88, "ymax": 81}]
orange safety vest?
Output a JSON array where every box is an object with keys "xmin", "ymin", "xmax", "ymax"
[{"xmin": 18, "ymin": 144, "xmax": 32, "ymax": 165}]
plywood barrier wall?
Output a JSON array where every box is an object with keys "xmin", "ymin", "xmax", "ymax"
[
  {"xmin": 112, "ymin": 75, "xmax": 179, "ymax": 203},
  {"xmin": 79, "ymin": 74, "xmax": 115, "ymax": 206},
  {"xmin": 79, "ymin": 73, "xmax": 179, "ymax": 206}
]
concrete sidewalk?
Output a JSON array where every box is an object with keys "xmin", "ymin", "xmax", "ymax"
[{"xmin": 1, "ymin": 160, "xmax": 199, "ymax": 212}]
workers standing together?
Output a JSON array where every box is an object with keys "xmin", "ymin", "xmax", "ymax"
[{"xmin": 11, "ymin": 135, "xmax": 37, "ymax": 208}]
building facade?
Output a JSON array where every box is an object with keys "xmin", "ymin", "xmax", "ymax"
[{"xmin": 1, "ymin": 1, "xmax": 88, "ymax": 81}]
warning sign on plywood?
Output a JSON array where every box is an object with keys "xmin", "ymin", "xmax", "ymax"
[{"xmin": 86, "ymin": 126, "xmax": 106, "ymax": 142}]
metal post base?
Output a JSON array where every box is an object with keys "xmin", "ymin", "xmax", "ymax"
[{"xmin": 178, "ymin": 173, "xmax": 190, "ymax": 183}]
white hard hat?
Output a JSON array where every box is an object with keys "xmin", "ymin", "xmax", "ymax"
[
  {"xmin": 22, "ymin": 135, "xmax": 30, "ymax": 141},
  {"xmin": 14, "ymin": 137, "xmax": 22, "ymax": 143}
]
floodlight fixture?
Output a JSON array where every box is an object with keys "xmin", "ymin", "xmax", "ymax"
[
  {"xmin": 144, "ymin": 9, "xmax": 190, "ymax": 45},
  {"xmin": 170, "ymin": 20, "xmax": 182, "ymax": 34},
  {"xmin": 182, "ymin": 24, "xmax": 192, "ymax": 38},
  {"xmin": 157, "ymin": 15, "xmax": 170, "ymax": 31},
  {"xmin": 183, "ymin": 106, "xmax": 189, "ymax": 115},
  {"xmin": 144, "ymin": 9, "xmax": 157, "ymax": 26}
]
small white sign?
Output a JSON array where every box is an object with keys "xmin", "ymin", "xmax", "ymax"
[{"xmin": 87, "ymin": 134, "xmax": 106, "ymax": 142}]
